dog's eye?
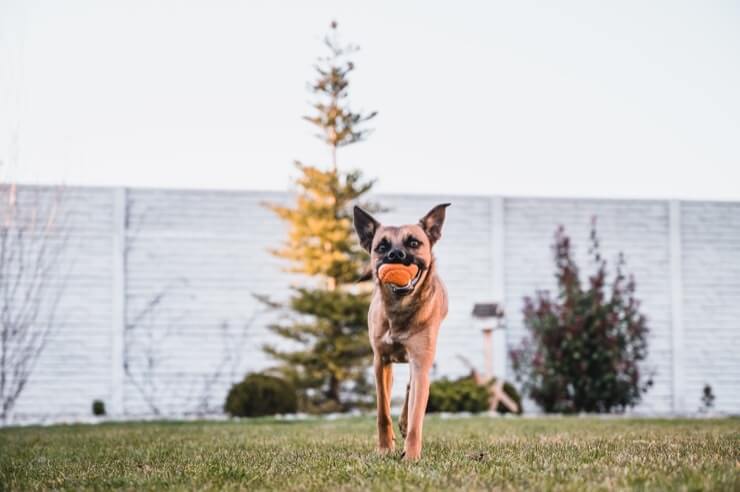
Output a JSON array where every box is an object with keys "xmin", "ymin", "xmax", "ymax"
[
  {"xmin": 408, "ymin": 239, "xmax": 421, "ymax": 248},
  {"xmin": 375, "ymin": 242, "xmax": 389, "ymax": 254}
]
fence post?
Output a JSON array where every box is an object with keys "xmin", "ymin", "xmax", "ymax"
[
  {"xmin": 490, "ymin": 196, "xmax": 507, "ymax": 380},
  {"xmin": 669, "ymin": 200, "xmax": 685, "ymax": 414},
  {"xmin": 110, "ymin": 187, "xmax": 127, "ymax": 415}
]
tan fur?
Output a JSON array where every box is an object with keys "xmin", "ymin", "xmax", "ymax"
[{"xmin": 354, "ymin": 204, "xmax": 450, "ymax": 461}]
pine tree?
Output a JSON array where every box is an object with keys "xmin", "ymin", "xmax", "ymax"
[{"xmin": 263, "ymin": 22, "xmax": 378, "ymax": 413}]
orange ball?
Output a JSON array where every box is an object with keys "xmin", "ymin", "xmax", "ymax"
[{"xmin": 378, "ymin": 263, "xmax": 419, "ymax": 286}]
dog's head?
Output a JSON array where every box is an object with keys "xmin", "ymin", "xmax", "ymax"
[{"xmin": 353, "ymin": 203, "xmax": 450, "ymax": 296}]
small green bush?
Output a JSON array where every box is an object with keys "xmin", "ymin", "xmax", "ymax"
[
  {"xmin": 426, "ymin": 376, "xmax": 523, "ymax": 414},
  {"xmin": 426, "ymin": 376, "xmax": 490, "ymax": 413},
  {"xmin": 92, "ymin": 400, "xmax": 106, "ymax": 416},
  {"xmin": 224, "ymin": 373, "xmax": 298, "ymax": 417}
]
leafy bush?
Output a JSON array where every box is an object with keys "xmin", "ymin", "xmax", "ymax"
[
  {"xmin": 426, "ymin": 376, "xmax": 522, "ymax": 414},
  {"xmin": 91, "ymin": 400, "xmax": 106, "ymax": 416},
  {"xmin": 427, "ymin": 376, "xmax": 489, "ymax": 413},
  {"xmin": 224, "ymin": 373, "xmax": 298, "ymax": 417},
  {"xmin": 511, "ymin": 221, "xmax": 651, "ymax": 413}
]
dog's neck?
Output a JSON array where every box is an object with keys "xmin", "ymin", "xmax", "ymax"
[{"xmin": 380, "ymin": 258, "xmax": 438, "ymax": 331}]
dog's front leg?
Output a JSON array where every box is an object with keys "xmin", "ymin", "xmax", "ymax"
[
  {"xmin": 403, "ymin": 354, "xmax": 433, "ymax": 461},
  {"xmin": 374, "ymin": 355, "xmax": 395, "ymax": 453}
]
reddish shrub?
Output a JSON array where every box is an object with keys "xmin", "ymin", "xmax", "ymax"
[{"xmin": 511, "ymin": 220, "xmax": 651, "ymax": 413}]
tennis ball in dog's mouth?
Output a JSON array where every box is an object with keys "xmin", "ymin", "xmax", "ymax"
[{"xmin": 378, "ymin": 263, "xmax": 419, "ymax": 286}]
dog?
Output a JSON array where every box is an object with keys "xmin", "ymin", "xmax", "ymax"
[{"xmin": 353, "ymin": 203, "xmax": 450, "ymax": 461}]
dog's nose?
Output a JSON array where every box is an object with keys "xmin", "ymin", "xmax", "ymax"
[{"xmin": 387, "ymin": 249, "xmax": 406, "ymax": 262}]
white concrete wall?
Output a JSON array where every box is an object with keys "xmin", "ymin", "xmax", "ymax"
[
  {"xmin": 5, "ymin": 187, "xmax": 739, "ymax": 420},
  {"xmin": 680, "ymin": 202, "xmax": 740, "ymax": 413},
  {"xmin": 2, "ymin": 187, "xmax": 115, "ymax": 418}
]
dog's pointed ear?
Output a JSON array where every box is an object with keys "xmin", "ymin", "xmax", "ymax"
[
  {"xmin": 420, "ymin": 203, "xmax": 450, "ymax": 245},
  {"xmin": 354, "ymin": 206, "xmax": 380, "ymax": 252}
]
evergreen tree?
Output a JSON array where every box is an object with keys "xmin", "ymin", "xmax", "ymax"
[{"xmin": 263, "ymin": 22, "xmax": 378, "ymax": 413}]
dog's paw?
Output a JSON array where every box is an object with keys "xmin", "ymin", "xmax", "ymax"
[{"xmin": 402, "ymin": 448, "xmax": 421, "ymax": 461}]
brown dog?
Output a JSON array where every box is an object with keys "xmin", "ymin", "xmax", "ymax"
[{"xmin": 353, "ymin": 203, "xmax": 450, "ymax": 461}]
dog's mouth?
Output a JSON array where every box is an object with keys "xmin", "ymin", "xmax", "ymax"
[{"xmin": 377, "ymin": 260, "xmax": 425, "ymax": 296}]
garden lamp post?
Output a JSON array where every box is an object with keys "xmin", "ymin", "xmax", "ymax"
[{"xmin": 471, "ymin": 303, "xmax": 519, "ymax": 414}]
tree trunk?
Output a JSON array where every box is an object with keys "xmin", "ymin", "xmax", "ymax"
[{"xmin": 327, "ymin": 373, "xmax": 341, "ymax": 407}]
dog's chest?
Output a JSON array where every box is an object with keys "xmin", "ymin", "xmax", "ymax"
[{"xmin": 379, "ymin": 330, "xmax": 409, "ymax": 363}]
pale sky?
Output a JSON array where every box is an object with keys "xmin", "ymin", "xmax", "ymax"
[{"xmin": 1, "ymin": 1, "xmax": 739, "ymax": 200}]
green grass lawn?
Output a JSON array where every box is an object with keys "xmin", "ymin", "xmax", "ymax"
[{"xmin": 1, "ymin": 416, "xmax": 738, "ymax": 491}]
